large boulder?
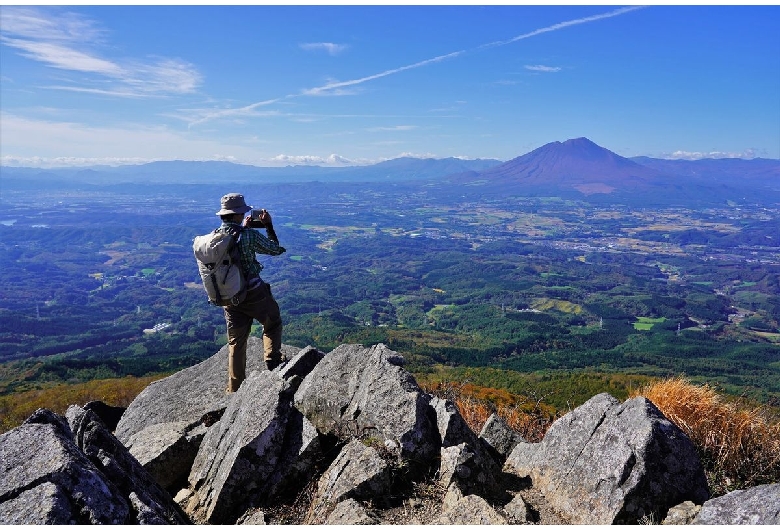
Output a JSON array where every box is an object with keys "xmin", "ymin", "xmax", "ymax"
[
  {"xmin": 693, "ymin": 483, "xmax": 780, "ymax": 524},
  {"xmin": 116, "ymin": 339, "xmax": 301, "ymax": 489},
  {"xmin": 1, "ymin": 409, "xmax": 127, "ymax": 524},
  {"xmin": 294, "ymin": 343, "xmax": 438, "ymax": 465},
  {"xmin": 437, "ymin": 494, "xmax": 507, "ymax": 524},
  {"xmin": 326, "ymin": 498, "xmax": 379, "ymax": 525},
  {"xmin": 65, "ymin": 405, "xmax": 189, "ymax": 524},
  {"xmin": 185, "ymin": 369, "xmax": 320, "ymax": 524},
  {"xmin": 504, "ymin": 393, "xmax": 710, "ymax": 524},
  {"xmin": 306, "ymin": 439, "xmax": 393, "ymax": 523},
  {"xmin": 117, "ymin": 339, "xmax": 301, "ymax": 441},
  {"xmin": 479, "ymin": 412, "xmax": 525, "ymax": 461},
  {"xmin": 124, "ymin": 421, "xmax": 207, "ymax": 490},
  {"xmin": 430, "ymin": 396, "xmax": 504, "ymax": 497}
]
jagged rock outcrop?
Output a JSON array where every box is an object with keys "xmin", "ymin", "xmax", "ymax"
[
  {"xmin": 116, "ymin": 338, "xmax": 302, "ymax": 491},
  {"xmin": 325, "ymin": 498, "xmax": 378, "ymax": 525},
  {"xmin": 0, "ymin": 408, "xmax": 186, "ymax": 524},
  {"xmin": 438, "ymin": 493, "xmax": 507, "ymax": 524},
  {"xmin": 183, "ymin": 346, "xmax": 324, "ymax": 524},
  {"xmin": 83, "ymin": 400, "xmax": 126, "ymax": 431},
  {"xmin": 663, "ymin": 500, "xmax": 701, "ymax": 525},
  {"xmin": 693, "ymin": 483, "xmax": 780, "ymax": 524},
  {"xmin": 479, "ymin": 412, "xmax": 525, "ymax": 461},
  {"xmin": 65, "ymin": 405, "xmax": 188, "ymax": 524},
  {"xmin": 293, "ymin": 343, "xmax": 439, "ymax": 465},
  {"xmin": 306, "ymin": 439, "xmax": 393, "ymax": 523},
  {"xmin": 503, "ymin": 392, "xmax": 711, "ymax": 524},
  {"xmin": 4, "ymin": 341, "xmax": 776, "ymax": 525},
  {"xmin": 431, "ymin": 396, "xmax": 504, "ymax": 497}
]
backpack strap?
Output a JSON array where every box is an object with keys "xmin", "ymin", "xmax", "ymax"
[{"xmin": 219, "ymin": 225, "xmax": 249, "ymax": 305}]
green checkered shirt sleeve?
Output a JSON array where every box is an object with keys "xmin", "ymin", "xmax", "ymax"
[{"xmin": 238, "ymin": 226, "xmax": 285, "ymax": 278}]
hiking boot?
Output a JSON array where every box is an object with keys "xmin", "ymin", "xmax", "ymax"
[
  {"xmin": 265, "ymin": 358, "xmax": 282, "ymax": 371},
  {"xmin": 265, "ymin": 355, "xmax": 288, "ymax": 371}
]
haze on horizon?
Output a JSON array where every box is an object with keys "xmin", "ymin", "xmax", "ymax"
[{"xmin": 1, "ymin": 4, "xmax": 778, "ymax": 169}]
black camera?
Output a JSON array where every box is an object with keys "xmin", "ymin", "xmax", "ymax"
[{"xmin": 246, "ymin": 209, "xmax": 266, "ymax": 228}]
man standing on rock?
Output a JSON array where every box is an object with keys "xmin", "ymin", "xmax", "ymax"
[{"xmin": 215, "ymin": 193, "xmax": 286, "ymax": 392}]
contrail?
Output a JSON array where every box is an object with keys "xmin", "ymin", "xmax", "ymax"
[
  {"xmin": 197, "ymin": 6, "xmax": 646, "ymax": 123},
  {"xmin": 480, "ymin": 5, "xmax": 647, "ymax": 49},
  {"xmin": 303, "ymin": 51, "xmax": 465, "ymax": 96},
  {"xmin": 189, "ymin": 98, "xmax": 284, "ymax": 127}
]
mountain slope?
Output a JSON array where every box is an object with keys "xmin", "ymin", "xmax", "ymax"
[
  {"xmin": 443, "ymin": 137, "xmax": 780, "ymax": 205},
  {"xmin": 457, "ymin": 137, "xmax": 665, "ymax": 195}
]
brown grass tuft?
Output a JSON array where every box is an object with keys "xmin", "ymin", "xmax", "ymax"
[
  {"xmin": 0, "ymin": 375, "xmax": 163, "ymax": 434},
  {"xmin": 421, "ymin": 380, "xmax": 556, "ymax": 443},
  {"xmin": 631, "ymin": 376, "xmax": 780, "ymax": 494}
]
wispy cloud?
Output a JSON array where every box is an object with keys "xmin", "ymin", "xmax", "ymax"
[
  {"xmin": 269, "ymin": 153, "xmax": 353, "ymax": 166},
  {"xmin": 0, "ymin": 7, "xmax": 202, "ymax": 97},
  {"xmin": 3, "ymin": 37, "xmax": 124, "ymax": 76},
  {"xmin": 182, "ymin": 99, "xmax": 285, "ymax": 127},
  {"xmin": 525, "ymin": 65, "xmax": 562, "ymax": 73},
  {"xmin": 302, "ymin": 51, "xmax": 464, "ymax": 97},
  {"xmin": 300, "ymin": 42, "xmax": 349, "ymax": 56},
  {"xmin": 367, "ymin": 125, "xmax": 418, "ymax": 132},
  {"xmin": 480, "ymin": 5, "xmax": 646, "ymax": 49},
  {"xmin": 666, "ymin": 148, "xmax": 761, "ymax": 160},
  {"xmin": 197, "ymin": 6, "xmax": 643, "ymax": 125}
]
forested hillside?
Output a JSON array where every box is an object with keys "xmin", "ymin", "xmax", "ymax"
[{"xmin": 1, "ymin": 177, "xmax": 779, "ymax": 420}]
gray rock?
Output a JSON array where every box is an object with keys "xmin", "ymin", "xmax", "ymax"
[
  {"xmin": 431, "ymin": 396, "xmax": 476, "ymax": 448},
  {"xmin": 116, "ymin": 338, "xmax": 300, "ymax": 442},
  {"xmin": 439, "ymin": 443, "xmax": 475, "ymax": 487},
  {"xmin": 185, "ymin": 369, "xmax": 317, "ymax": 524},
  {"xmin": 326, "ymin": 498, "xmax": 379, "ymax": 525},
  {"xmin": 307, "ymin": 439, "xmax": 393, "ymax": 523},
  {"xmin": 480, "ymin": 413, "xmax": 525, "ymax": 461},
  {"xmin": 115, "ymin": 339, "xmax": 301, "ymax": 491},
  {"xmin": 504, "ymin": 493, "xmax": 532, "ymax": 524},
  {"xmin": 279, "ymin": 344, "xmax": 325, "ymax": 383},
  {"xmin": 83, "ymin": 400, "xmax": 125, "ymax": 431},
  {"xmin": 264, "ymin": 407, "xmax": 322, "ymax": 502},
  {"xmin": 237, "ymin": 508, "xmax": 267, "ymax": 525},
  {"xmin": 442, "ymin": 482, "xmax": 465, "ymax": 512},
  {"xmin": 437, "ymin": 494, "xmax": 507, "ymax": 524},
  {"xmin": 294, "ymin": 343, "xmax": 438, "ymax": 464},
  {"xmin": 431, "ymin": 397, "xmax": 504, "ymax": 496},
  {"xmin": 0, "ymin": 409, "xmax": 129, "ymax": 524},
  {"xmin": 504, "ymin": 393, "xmax": 710, "ymax": 524},
  {"xmin": 65, "ymin": 405, "xmax": 189, "ymax": 524},
  {"xmin": 663, "ymin": 500, "xmax": 701, "ymax": 525},
  {"xmin": 124, "ymin": 421, "xmax": 207, "ymax": 489},
  {"xmin": 693, "ymin": 483, "xmax": 780, "ymax": 525},
  {"xmin": 0, "ymin": 482, "xmax": 80, "ymax": 525}
]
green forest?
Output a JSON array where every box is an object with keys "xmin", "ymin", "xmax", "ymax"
[{"xmin": 1, "ymin": 181, "xmax": 779, "ymax": 411}]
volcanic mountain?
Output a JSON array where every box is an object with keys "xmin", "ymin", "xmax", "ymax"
[{"xmin": 455, "ymin": 137, "xmax": 665, "ymax": 196}]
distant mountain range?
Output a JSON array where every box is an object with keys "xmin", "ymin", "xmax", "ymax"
[
  {"xmin": 3, "ymin": 138, "xmax": 778, "ymax": 205},
  {"xmin": 0, "ymin": 157, "xmax": 501, "ymax": 187},
  {"xmin": 444, "ymin": 137, "xmax": 780, "ymax": 205}
]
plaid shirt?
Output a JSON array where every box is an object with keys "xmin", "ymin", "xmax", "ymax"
[{"xmin": 220, "ymin": 221, "xmax": 284, "ymax": 283}]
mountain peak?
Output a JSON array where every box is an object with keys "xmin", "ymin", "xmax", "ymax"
[{"xmin": 469, "ymin": 137, "xmax": 661, "ymax": 195}]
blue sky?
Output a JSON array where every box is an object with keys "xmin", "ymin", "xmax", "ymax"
[{"xmin": 1, "ymin": 4, "xmax": 778, "ymax": 168}]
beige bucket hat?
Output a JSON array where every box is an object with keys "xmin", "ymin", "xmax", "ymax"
[{"xmin": 216, "ymin": 193, "xmax": 253, "ymax": 216}]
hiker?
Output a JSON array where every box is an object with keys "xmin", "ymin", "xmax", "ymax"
[{"xmin": 215, "ymin": 193, "xmax": 286, "ymax": 392}]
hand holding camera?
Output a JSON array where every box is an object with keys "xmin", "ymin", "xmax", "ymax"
[{"xmin": 245, "ymin": 209, "xmax": 272, "ymax": 228}]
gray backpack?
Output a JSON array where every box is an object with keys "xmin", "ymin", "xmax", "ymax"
[{"xmin": 193, "ymin": 226, "xmax": 247, "ymax": 306}]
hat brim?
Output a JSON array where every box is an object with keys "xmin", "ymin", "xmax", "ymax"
[{"xmin": 216, "ymin": 205, "xmax": 252, "ymax": 216}]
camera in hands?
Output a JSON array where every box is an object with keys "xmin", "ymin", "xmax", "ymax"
[{"xmin": 246, "ymin": 209, "xmax": 267, "ymax": 228}]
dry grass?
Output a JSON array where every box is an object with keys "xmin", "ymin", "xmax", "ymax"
[
  {"xmin": 421, "ymin": 380, "xmax": 556, "ymax": 443},
  {"xmin": 0, "ymin": 375, "xmax": 164, "ymax": 434},
  {"xmin": 631, "ymin": 376, "xmax": 780, "ymax": 494}
]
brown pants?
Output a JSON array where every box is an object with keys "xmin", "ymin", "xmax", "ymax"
[{"xmin": 223, "ymin": 282, "xmax": 283, "ymax": 392}]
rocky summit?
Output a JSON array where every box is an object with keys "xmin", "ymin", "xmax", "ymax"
[{"xmin": 2, "ymin": 339, "xmax": 778, "ymax": 525}]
